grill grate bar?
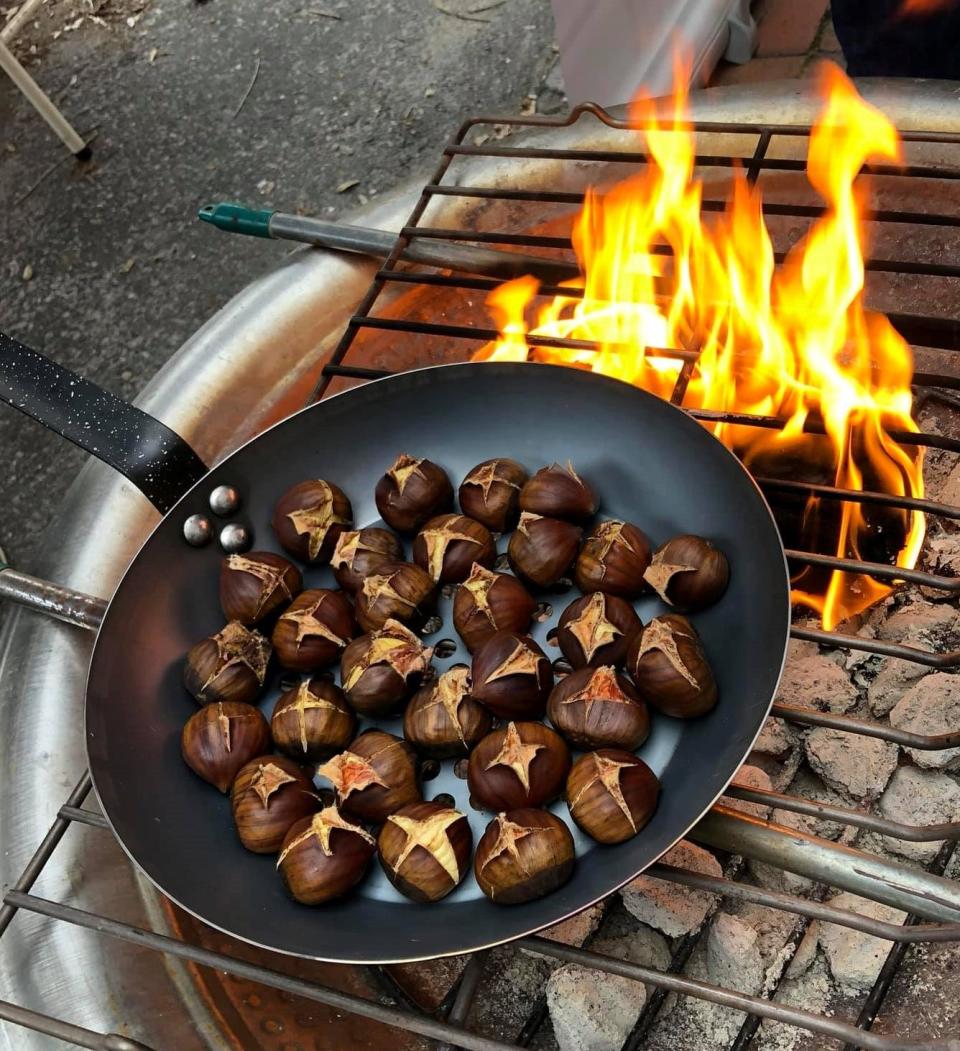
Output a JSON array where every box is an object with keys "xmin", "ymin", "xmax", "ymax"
[
  {"xmin": 0, "ymin": 999, "xmax": 154, "ymax": 1051},
  {"xmin": 772, "ymin": 701, "xmax": 960, "ymax": 749},
  {"xmin": 784, "ymin": 549, "xmax": 960, "ymax": 591},
  {"xmin": 791, "ymin": 625, "xmax": 960, "ymax": 668}
]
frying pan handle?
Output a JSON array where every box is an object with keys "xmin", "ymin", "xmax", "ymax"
[
  {"xmin": 0, "ymin": 331, "xmax": 208, "ymax": 513},
  {"xmin": 0, "ymin": 560, "xmax": 107, "ymax": 630}
]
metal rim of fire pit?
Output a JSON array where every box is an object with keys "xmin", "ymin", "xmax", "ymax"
[{"xmin": 2, "ymin": 78, "xmax": 960, "ymax": 1050}]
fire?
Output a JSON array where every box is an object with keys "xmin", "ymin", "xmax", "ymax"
[{"xmin": 476, "ymin": 62, "xmax": 925, "ymax": 630}]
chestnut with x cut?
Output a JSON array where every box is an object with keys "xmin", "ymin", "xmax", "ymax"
[
  {"xmin": 378, "ymin": 801, "xmax": 473, "ymax": 902},
  {"xmin": 467, "ymin": 721, "xmax": 570, "ymax": 811}
]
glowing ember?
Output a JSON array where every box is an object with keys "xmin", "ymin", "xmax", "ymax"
[{"xmin": 476, "ymin": 61, "xmax": 925, "ymax": 630}]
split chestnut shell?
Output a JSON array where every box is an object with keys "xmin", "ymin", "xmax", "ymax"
[
  {"xmin": 467, "ymin": 721, "xmax": 570, "ymax": 812},
  {"xmin": 375, "ymin": 454, "xmax": 453, "ymax": 534},
  {"xmin": 566, "ymin": 749, "xmax": 660, "ymax": 844},
  {"xmin": 278, "ymin": 806, "xmax": 376, "ymax": 905},
  {"xmin": 271, "ymin": 679, "xmax": 356, "ymax": 761},
  {"xmin": 547, "ymin": 665, "xmax": 650, "ymax": 751},
  {"xmin": 644, "ymin": 534, "xmax": 730, "ymax": 612},
  {"xmin": 271, "ymin": 588, "xmax": 356, "ymax": 671},
  {"xmin": 231, "ymin": 755, "xmax": 318, "ymax": 854},
  {"xmin": 627, "ymin": 613, "xmax": 718, "ymax": 718},
  {"xmin": 181, "ymin": 700, "xmax": 271, "ymax": 793},
  {"xmin": 470, "ymin": 630, "xmax": 552, "ymax": 720},
  {"xmin": 507, "ymin": 513, "xmax": 582, "ymax": 588},
  {"xmin": 519, "ymin": 462, "xmax": 596, "ymax": 523},
  {"xmin": 413, "ymin": 513, "xmax": 496, "ymax": 584},
  {"xmin": 556, "ymin": 592, "xmax": 642, "ymax": 669},
  {"xmin": 355, "ymin": 560, "xmax": 436, "ymax": 633},
  {"xmin": 453, "ymin": 563, "xmax": 537, "ymax": 653},
  {"xmin": 219, "ymin": 551, "xmax": 302, "ymax": 625},
  {"xmin": 378, "ymin": 801, "xmax": 473, "ymax": 902},
  {"xmin": 458, "ymin": 457, "xmax": 528, "ymax": 532},
  {"xmin": 403, "ymin": 666, "xmax": 492, "ymax": 758},
  {"xmin": 331, "ymin": 527, "xmax": 403, "ymax": 594},
  {"xmin": 317, "ymin": 730, "xmax": 421, "ymax": 824},
  {"xmin": 183, "ymin": 621, "xmax": 271, "ymax": 706},
  {"xmin": 340, "ymin": 619, "xmax": 433, "ymax": 717},
  {"xmin": 271, "ymin": 479, "xmax": 353, "ymax": 564},
  {"xmin": 574, "ymin": 520, "xmax": 651, "ymax": 599},
  {"xmin": 474, "ymin": 809, "xmax": 575, "ymax": 904}
]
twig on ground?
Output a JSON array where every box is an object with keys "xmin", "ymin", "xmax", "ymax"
[
  {"xmin": 433, "ymin": 1, "xmax": 491, "ymax": 23},
  {"xmin": 14, "ymin": 126, "xmax": 99, "ymax": 207},
  {"xmin": 233, "ymin": 55, "xmax": 261, "ymax": 118}
]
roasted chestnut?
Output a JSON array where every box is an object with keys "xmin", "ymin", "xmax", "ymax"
[
  {"xmin": 181, "ymin": 701, "xmax": 271, "ymax": 792},
  {"xmin": 644, "ymin": 534, "xmax": 730, "ymax": 612},
  {"xmin": 474, "ymin": 809, "xmax": 575, "ymax": 904},
  {"xmin": 271, "ymin": 679, "xmax": 356, "ymax": 760},
  {"xmin": 519, "ymin": 462, "xmax": 596, "ymax": 523},
  {"xmin": 317, "ymin": 730, "xmax": 421, "ymax": 823},
  {"xmin": 403, "ymin": 666, "xmax": 492, "ymax": 757},
  {"xmin": 470, "ymin": 631, "xmax": 552, "ymax": 719},
  {"xmin": 459, "ymin": 458, "xmax": 528, "ymax": 532},
  {"xmin": 231, "ymin": 755, "xmax": 318, "ymax": 854},
  {"xmin": 219, "ymin": 551, "xmax": 302, "ymax": 625},
  {"xmin": 271, "ymin": 588, "xmax": 356, "ymax": 671},
  {"xmin": 412, "ymin": 513, "xmax": 496, "ymax": 584},
  {"xmin": 507, "ymin": 513, "xmax": 582, "ymax": 588},
  {"xmin": 340, "ymin": 619, "xmax": 433, "ymax": 716},
  {"xmin": 453, "ymin": 563, "xmax": 537, "ymax": 653},
  {"xmin": 627, "ymin": 613, "xmax": 717, "ymax": 718},
  {"xmin": 566, "ymin": 749, "xmax": 660, "ymax": 844},
  {"xmin": 271, "ymin": 479, "xmax": 353, "ymax": 564},
  {"xmin": 277, "ymin": 806, "xmax": 376, "ymax": 904},
  {"xmin": 574, "ymin": 520, "xmax": 651, "ymax": 598},
  {"xmin": 378, "ymin": 801, "xmax": 472, "ymax": 902},
  {"xmin": 547, "ymin": 665, "xmax": 650, "ymax": 750},
  {"xmin": 331, "ymin": 527, "xmax": 403, "ymax": 593},
  {"xmin": 375, "ymin": 454, "xmax": 453, "ymax": 534},
  {"xmin": 467, "ymin": 721, "xmax": 570, "ymax": 811},
  {"xmin": 556, "ymin": 592, "xmax": 642, "ymax": 669},
  {"xmin": 355, "ymin": 560, "xmax": 436, "ymax": 633},
  {"xmin": 183, "ymin": 622, "xmax": 271, "ymax": 706}
]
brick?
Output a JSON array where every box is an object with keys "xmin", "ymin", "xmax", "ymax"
[{"xmin": 755, "ymin": 0, "xmax": 829, "ymax": 57}]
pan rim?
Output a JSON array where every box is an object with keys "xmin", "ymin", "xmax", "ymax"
[{"xmin": 85, "ymin": 360, "xmax": 792, "ymax": 964}]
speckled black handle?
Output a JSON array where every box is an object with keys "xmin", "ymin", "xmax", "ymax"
[{"xmin": 0, "ymin": 331, "xmax": 208, "ymax": 513}]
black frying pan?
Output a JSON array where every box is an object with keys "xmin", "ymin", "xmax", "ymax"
[{"xmin": 0, "ymin": 332, "xmax": 790, "ymax": 963}]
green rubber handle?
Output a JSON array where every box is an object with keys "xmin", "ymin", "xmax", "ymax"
[{"xmin": 197, "ymin": 202, "xmax": 273, "ymax": 238}]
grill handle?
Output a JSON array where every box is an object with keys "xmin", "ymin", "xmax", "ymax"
[{"xmin": 0, "ymin": 331, "xmax": 208, "ymax": 513}]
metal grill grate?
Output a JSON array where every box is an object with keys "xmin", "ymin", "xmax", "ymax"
[{"xmin": 3, "ymin": 101, "xmax": 960, "ymax": 1051}]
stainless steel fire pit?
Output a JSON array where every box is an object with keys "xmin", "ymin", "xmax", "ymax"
[{"xmin": 2, "ymin": 78, "xmax": 960, "ymax": 1051}]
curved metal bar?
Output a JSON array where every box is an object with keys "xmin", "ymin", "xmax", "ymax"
[
  {"xmin": 0, "ymin": 567, "xmax": 107, "ymax": 630},
  {"xmin": 0, "ymin": 1001, "xmax": 154, "ymax": 1051},
  {"xmin": 772, "ymin": 703, "xmax": 960, "ymax": 750},
  {"xmin": 790, "ymin": 625, "xmax": 960, "ymax": 669}
]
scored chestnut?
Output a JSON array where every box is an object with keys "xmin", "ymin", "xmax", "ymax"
[
  {"xmin": 271, "ymin": 679, "xmax": 356, "ymax": 760},
  {"xmin": 556, "ymin": 592, "xmax": 642, "ymax": 669},
  {"xmin": 355, "ymin": 560, "xmax": 436, "ymax": 633},
  {"xmin": 271, "ymin": 588, "xmax": 356, "ymax": 671},
  {"xmin": 458, "ymin": 457, "xmax": 528, "ymax": 532},
  {"xmin": 508, "ymin": 513, "xmax": 582, "ymax": 588},
  {"xmin": 474, "ymin": 809, "xmax": 575, "ymax": 904},
  {"xmin": 219, "ymin": 551, "xmax": 302, "ymax": 626},
  {"xmin": 375, "ymin": 454, "xmax": 453, "ymax": 534},
  {"xmin": 183, "ymin": 621, "xmax": 271, "ymax": 706},
  {"xmin": 231, "ymin": 755, "xmax": 318, "ymax": 854},
  {"xmin": 644, "ymin": 534, "xmax": 730, "ymax": 612},
  {"xmin": 470, "ymin": 630, "xmax": 552, "ymax": 719},
  {"xmin": 566, "ymin": 749, "xmax": 660, "ymax": 844},
  {"xmin": 331, "ymin": 527, "xmax": 403, "ymax": 594},
  {"xmin": 403, "ymin": 666, "xmax": 492, "ymax": 758},
  {"xmin": 277, "ymin": 806, "xmax": 377, "ymax": 905},
  {"xmin": 574, "ymin": 519, "xmax": 651, "ymax": 599},
  {"xmin": 547, "ymin": 665, "xmax": 650, "ymax": 750},
  {"xmin": 467, "ymin": 721, "xmax": 570, "ymax": 812},
  {"xmin": 272, "ymin": 479, "xmax": 353, "ymax": 564},
  {"xmin": 453, "ymin": 563, "xmax": 537, "ymax": 653},
  {"xmin": 317, "ymin": 730, "xmax": 421, "ymax": 824},
  {"xmin": 340, "ymin": 619, "xmax": 433, "ymax": 716},
  {"xmin": 627, "ymin": 613, "xmax": 717, "ymax": 718},
  {"xmin": 519, "ymin": 462, "xmax": 596, "ymax": 523},
  {"xmin": 181, "ymin": 701, "xmax": 271, "ymax": 792},
  {"xmin": 412, "ymin": 513, "xmax": 496, "ymax": 584},
  {"xmin": 378, "ymin": 801, "xmax": 473, "ymax": 902}
]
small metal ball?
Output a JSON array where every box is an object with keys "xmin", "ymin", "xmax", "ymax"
[
  {"xmin": 219, "ymin": 523, "xmax": 252, "ymax": 554},
  {"xmin": 209, "ymin": 485, "xmax": 241, "ymax": 517},
  {"xmin": 183, "ymin": 514, "xmax": 213, "ymax": 547}
]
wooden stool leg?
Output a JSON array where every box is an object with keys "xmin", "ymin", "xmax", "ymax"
[{"xmin": 0, "ymin": 39, "xmax": 88, "ymax": 157}]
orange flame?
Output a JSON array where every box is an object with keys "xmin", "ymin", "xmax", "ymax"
[{"xmin": 476, "ymin": 62, "xmax": 925, "ymax": 631}]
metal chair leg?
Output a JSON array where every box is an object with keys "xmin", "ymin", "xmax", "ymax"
[{"xmin": 0, "ymin": 39, "xmax": 90, "ymax": 158}]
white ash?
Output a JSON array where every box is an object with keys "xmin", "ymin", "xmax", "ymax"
[
  {"xmin": 589, "ymin": 925, "xmax": 671, "ymax": 987},
  {"xmin": 752, "ymin": 716, "xmax": 795, "ymax": 758},
  {"xmin": 756, "ymin": 954, "xmax": 834, "ymax": 1051},
  {"xmin": 523, "ymin": 902, "xmax": 605, "ymax": 960},
  {"xmin": 818, "ymin": 891, "xmax": 906, "ymax": 994},
  {"xmin": 878, "ymin": 765, "xmax": 960, "ymax": 862},
  {"xmin": 784, "ymin": 922, "xmax": 819, "ymax": 979},
  {"xmin": 935, "ymin": 457, "xmax": 960, "ymax": 508},
  {"xmin": 731, "ymin": 903, "xmax": 802, "ymax": 976},
  {"xmin": 787, "ymin": 636, "xmax": 819, "ymax": 662},
  {"xmin": 784, "ymin": 767, "xmax": 849, "ymax": 840},
  {"xmin": 776, "ymin": 654, "xmax": 859, "ymax": 713},
  {"xmin": 706, "ymin": 912, "xmax": 766, "ymax": 995},
  {"xmin": 867, "ymin": 651, "xmax": 933, "ymax": 716},
  {"xmin": 621, "ymin": 840, "xmax": 722, "ymax": 938},
  {"xmin": 804, "ymin": 726, "xmax": 898, "ymax": 799},
  {"xmin": 877, "ymin": 600, "xmax": 960, "ymax": 645},
  {"xmin": 721, "ymin": 764, "xmax": 775, "ymax": 820},
  {"xmin": 926, "ymin": 535, "xmax": 960, "ymax": 579},
  {"xmin": 546, "ymin": 963, "xmax": 646, "ymax": 1051},
  {"xmin": 890, "ymin": 672, "xmax": 960, "ymax": 770}
]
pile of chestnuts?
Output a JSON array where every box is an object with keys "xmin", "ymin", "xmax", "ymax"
[{"xmin": 179, "ymin": 452, "xmax": 729, "ymax": 910}]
